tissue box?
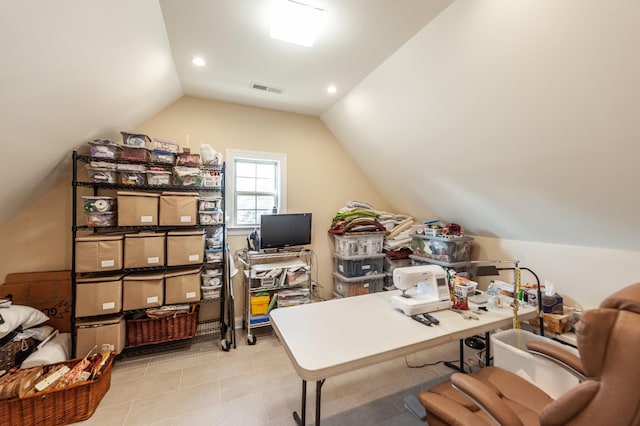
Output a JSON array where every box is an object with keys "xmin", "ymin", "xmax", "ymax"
[{"xmin": 542, "ymin": 293, "xmax": 563, "ymax": 314}]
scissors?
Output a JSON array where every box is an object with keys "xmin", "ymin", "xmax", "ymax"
[{"xmin": 451, "ymin": 309, "xmax": 479, "ymax": 320}]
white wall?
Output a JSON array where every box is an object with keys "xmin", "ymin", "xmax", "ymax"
[{"xmin": 473, "ymin": 236, "xmax": 640, "ymax": 309}]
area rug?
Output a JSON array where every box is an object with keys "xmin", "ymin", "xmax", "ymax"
[{"xmin": 322, "ymin": 374, "xmax": 451, "ymax": 426}]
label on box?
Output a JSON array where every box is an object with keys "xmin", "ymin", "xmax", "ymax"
[
  {"xmin": 101, "ymin": 260, "xmax": 115, "ymax": 267},
  {"xmin": 147, "ymin": 257, "xmax": 160, "ymax": 264},
  {"xmin": 189, "ymin": 254, "xmax": 200, "ymax": 261},
  {"xmin": 147, "ymin": 296, "xmax": 159, "ymax": 304},
  {"xmin": 180, "ymin": 215, "xmax": 192, "ymax": 223},
  {"xmin": 140, "ymin": 215, "xmax": 153, "ymax": 223},
  {"xmin": 102, "ymin": 302, "xmax": 115, "ymax": 310},
  {"xmin": 186, "ymin": 291, "xmax": 197, "ymax": 299},
  {"xmin": 364, "ymin": 283, "xmax": 370, "ymax": 287},
  {"xmin": 363, "ymin": 265, "xmax": 371, "ymax": 270}
]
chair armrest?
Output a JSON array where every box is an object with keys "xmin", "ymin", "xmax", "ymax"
[
  {"xmin": 527, "ymin": 340, "xmax": 586, "ymax": 381},
  {"xmin": 450, "ymin": 373, "xmax": 524, "ymax": 426},
  {"xmin": 418, "ymin": 391, "xmax": 494, "ymax": 426}
]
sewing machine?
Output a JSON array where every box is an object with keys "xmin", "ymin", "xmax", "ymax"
[{"xmin": 391, "ymin": 265, "xmax": 452, "ymax": 315}]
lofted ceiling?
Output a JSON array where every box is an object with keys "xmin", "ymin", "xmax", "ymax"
[{"xmin": 1, "ymin": 0, "xmax": 640, "ymax": 254}]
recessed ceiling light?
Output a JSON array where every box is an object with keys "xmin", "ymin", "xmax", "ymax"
[
  {"xmin": 270, "ymin": 0, "xmax": 326, "ymax": 47},
  {"xmin": 191, "ymin": 57, "xmax": 206, "ymax": 67},
  {"xmin": 327, "ymin": 85, "xmax": 337, "ymax": 94}
]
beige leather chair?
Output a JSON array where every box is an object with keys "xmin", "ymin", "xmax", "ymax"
[{"xmin": 418, "ymin": 283, "xmax": 640, "ymax": 426}]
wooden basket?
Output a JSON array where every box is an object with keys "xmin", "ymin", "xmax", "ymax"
[
  {"xmin": 0, "ymin": 355, "xmax": 113, "ymax": 426},
  {"xmin": 125, "ymin": 305, "xmax": 199, "ymax": 347}
]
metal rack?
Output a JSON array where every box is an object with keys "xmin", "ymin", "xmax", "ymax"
[
  {"xmin": 71, "ymin": 151, "xmax": 235, "ymax": 355},
  {"xmin": 236, "ymin": 249, "xmax": 313, "ymax": 345}
]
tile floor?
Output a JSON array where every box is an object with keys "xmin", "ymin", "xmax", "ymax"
[{"xmin": 75, "ymin": 329, "xmax": 465, "ymax": 426}]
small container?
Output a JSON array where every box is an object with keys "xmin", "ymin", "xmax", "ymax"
[
  {"xmin": 85, "ymin": 211, "xmax": 116, "ymax": 227},
  {"xmin": 119, "ymin": 171, "xmax": 146, "ymax": 186},
  {"xmin": 333, "ymin": 272, "xmax": 385, "ymax": 297},
  {"xmin": 82, "ymin": 196, "xmax": 116, "ymax": 213},
  {"xmin": 176, "ymin": 153, "xmax": 200, "ymax": 166},
  {"xmin": 206, "ymin": 237, "xmax": 222, "ymax": 249},
  {"xmin": 201, "ymin": 286, "xmax": 221, "ymax": 300},
  {"xmin": 199, "ymin": 210, "xmax": 222, "ymax": 225},
  {"xmin": 198, "ymin": 197, "xmax": 221, "ymax": 211},
  {"xmin": 150, "ymin": 150, "xmax": 176, "ymax": 164},
  {"xmin": 87, "ymin": 167, "xmax": 116, "ymax": 184},
  {"xmin": 146, "ymin": 170, "xmax": 172, "ymax": 186},
  {"xmin": 120, "ymin": 132, "xmax": 151, "ymax": 148},
  {"xmin": 333, "ymin": 253, "xmax": 385, "ymax": 278},
  {"xmin": 174, "ymin": 167, "xmax": 203, "ymax": 187},
  {"xmin": 150, "ymin": 138, "xmax": 179, "ymax": 154},
  {"xmin": 89, "ymin": 140, "xmax": 121, "ymax": 159},
  {"xmin": 121, "ymin": 146, "xmax": 150, "ymax": 162},
  {"xmin": 251, "ymin": 295, "xmax": 271, "ymax": 316},
  {"xmin": 201, "ymin": 274, "xmax": 222, "ymax": 287},
  {"xmin": 202, "ymin": 170, "xmax": 222, "ymax": 188},
  {"xmin": 205, "ymin": 249, "xmax": 223, "ymax": 263}
]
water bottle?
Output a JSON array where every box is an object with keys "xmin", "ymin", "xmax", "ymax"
[{"xmin": 487, "ymin": 281, "xmax": 498, "ymax": 310}]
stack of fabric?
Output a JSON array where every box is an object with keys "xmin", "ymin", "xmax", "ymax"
[{"xmin": 328, "ymin": 201, "xmax": 415, "ymax": 253}]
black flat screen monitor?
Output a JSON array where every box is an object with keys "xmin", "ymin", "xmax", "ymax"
[{"xmin": 260, "ymin": 213, "xmax": 312, "ymax": 250}]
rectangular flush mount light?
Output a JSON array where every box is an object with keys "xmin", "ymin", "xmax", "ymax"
[{"xmin": 270, "ymin": 0, "xmax": 325, "ymax": 47}]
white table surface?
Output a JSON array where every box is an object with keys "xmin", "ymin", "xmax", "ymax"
[{"xmin": 270, "ymin": 290, "xmax": 536, "ymax": 382}]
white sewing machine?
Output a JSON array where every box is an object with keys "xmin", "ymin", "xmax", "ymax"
[{"xmin": 391, "ymin": 265, "xmax": 452, "ymax": 315}]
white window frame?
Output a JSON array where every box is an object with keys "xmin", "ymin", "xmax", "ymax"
[{"xmin": 226, "ymin": 149, "xmax": 287, "ymax": 235}]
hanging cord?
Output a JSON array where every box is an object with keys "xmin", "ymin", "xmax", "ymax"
[{"xmin": 404, "ymin": 355, "xmax": 473, "ymax": 373}]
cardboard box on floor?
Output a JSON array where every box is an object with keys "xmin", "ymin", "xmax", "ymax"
[
  {"xmin": 0, "ymin": 270, "xmax": 72, "ymax": 333},
  {"xmin": 76, "ymin": 315, "xmax": 125, "ymax": 357}
]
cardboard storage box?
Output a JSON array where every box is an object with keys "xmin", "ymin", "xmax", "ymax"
[
  {"xmin": 166, "ymin": 230, "xmax": 205, "ymax": 266},
  {"xmin": 164, "ymin": 268, "xmax": 202, "ymax": 304},
  {"xmin": 159, "ymin": 192, "xmax": 198, "ymax": 226},
  {"xmin": 75, "ymin": 315, "xmax": 125, "ymax": 357},
  {"xmin": 75, "ymin": 235, "xmax": 123, "ymax": 273},
  {"xmin": 122, "ymin": 272, "xmax": 164, "ymax": 311},
  {"xmin": 75, "ymin": 275, "xmax": 122, "ymax": 317},
  {"xmin": 0, "ymin": 270, "xmax": 72, "ymax": 333},
  {"xmin": 117, "ymin": 191, "xmax": 159, "ymax": 226},
  {"xmin": 529, "ymin": 312, "xmax": 573, "ymax": 334},
  {"xmin": 124, "ymin": 232, "xmax": 165, "ymax": 268}
]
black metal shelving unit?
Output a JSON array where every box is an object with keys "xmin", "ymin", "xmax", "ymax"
[{"xmin": 71, "ymin": 150, "xmax": 235, "ymax": 357}]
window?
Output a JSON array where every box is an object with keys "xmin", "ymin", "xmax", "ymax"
[{"xmin": 226, "ymin": 149, "xmax": 287, "ymax": 230}]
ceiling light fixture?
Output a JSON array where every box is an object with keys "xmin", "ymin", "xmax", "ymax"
[
  {"xmin": 327, "ymin": 85, "xmax": 337, "ymax": 94},
  {"xmin": 270, "ymin": 0, "xmax": 325, "ymax": 47},
  {"xmin": 191, "ymin": 57, "xmax": 206, "ymax": 67}
]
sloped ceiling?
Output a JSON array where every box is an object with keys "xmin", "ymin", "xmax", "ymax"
[
  {"xmin": 0, "ymin": 0, "xmax": 182, "ymax": 223},
  {"xmin": 322, "ymin": 0, "xmax": 640, "ymax": 252},
  {"xmin": 1, "ymin": 0, "xmax": 639, "ymax": 254}
]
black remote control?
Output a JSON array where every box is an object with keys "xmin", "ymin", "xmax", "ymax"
[
  {"xmin": 411, "ymin": 315, "xmax": 432, "ymax": 326},
  {"xmin": 422, "ymin": 313, "xmax": 440, "ymax": 325}
]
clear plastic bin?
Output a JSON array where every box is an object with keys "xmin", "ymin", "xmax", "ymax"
[
  {"xmin": 333, "ymin": 233, "xmax": 384, "ymax": 256},
  {"xmin": 150, "ymin": 150, "xmax": 176, "ymax": 164},
  {"xmin": 82, "ymin": 196, "xmax": 116, "ymax": 213},
  {"xmin": 87, "ymin": 167, "xmax": 116, "ymax": 184},
  {"xmin": 333, "ymin": 253, "xmax": 385, "ymax": 278},
  {"xmin": 333, "ymin": 272, "xmax": 385, "ymax": 297},
  {"xmin": 411, "ymin": 235, "xmax": 473, "ymax": 263},
  {"xmin": 121, "ymin": 146, "xmax": 150, "ymax": 162},
  {"xmin": 491, "ymin": 329, "xmax": 580, "ymax": 399},
  {"xmin": 85, "ymin": 211, "xmax": 116, "ymax": 227},
  {"xmin": 146, "ymin": 170, "xmax": 172, "ymax": 186}
]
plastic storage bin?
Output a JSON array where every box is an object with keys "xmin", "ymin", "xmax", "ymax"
[
  {"xmin": 333, "ymin": 272, "xmax": 385, "ymax": 297},
  {"xmin": 334, "ymin": 253, "xmax": 385, "ymax": 278},
  {"xmin": 87, "ymin": 167, "xmax": 116, "ymax": 184},
  {"xmin": 85, "ymin": 211, "xmax": 116, "ymax": 227},
  {"xmin": 146, "ymin": 170, "xmax": 172, "ymax": 186},
  {"xmin": 333, "ymin": 233, "xmax": 384, "ymax": 256},
  {"xmin": 491, "ymin": 329, "xmax": 580, "ymax": 399},
  {"xmin": 82, "ymin": 196, "xmax": 116, "ymax": 213},
  {"xmin": 251, "ymin": 295, "xmax": 271, "ymax": 315},
  {"xmin": 89, "ymin": 140, "xmax": 120, "ymax": 159},
  {"xmin": 411, "ymin": 235, "xmax": 473, "ymax": 263},
  {"xmin": 199, "ymin": 197, "xmax": 222, "ymax": 211},
  {"xmin": 121, "ymin": 146, "xmax": 150, "ymax": 162},
  {"xmin": 150, "ymin": 150, "xmax": 176, "ymax": 164},
  {"xmin": 199, "ymin": 210, "xmax": 222, "ymax": 225}
]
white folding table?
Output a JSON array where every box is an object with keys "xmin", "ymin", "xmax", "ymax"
[{"xmin": 270, "ymin": 290, "xmax": 536, "ymax": 426}]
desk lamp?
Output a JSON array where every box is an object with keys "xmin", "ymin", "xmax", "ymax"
[{"xmin": 470, "ymin": 260, "xmax": 544, "ymax": 336}]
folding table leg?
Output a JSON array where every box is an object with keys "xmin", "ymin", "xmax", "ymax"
[{"xmin": 293, "ymin": 380, "xmax": 306, "ymax": 426}]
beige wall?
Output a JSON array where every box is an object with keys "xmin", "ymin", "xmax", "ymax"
[
  {"xmin": 0, "ymin": 181, "xmax": 71, "ymax": 282},
  {"xmin": 136, "ymin": 96, "xmax": 392, "ymax": 311}
]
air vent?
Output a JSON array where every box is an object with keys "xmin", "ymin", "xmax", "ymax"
[{"xmin": 251, "ymin": 82, "xmax": 284, "ymax": 94}]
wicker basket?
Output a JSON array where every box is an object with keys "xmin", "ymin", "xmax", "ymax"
[
  {"xmin": 0, "ymin": 356, "xmax": 113, "ymax": 426},
  {"xmin": 125, "ymin": 305, "xmax": 199, "ymax": 347}
]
